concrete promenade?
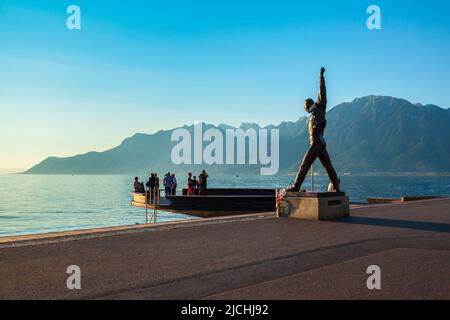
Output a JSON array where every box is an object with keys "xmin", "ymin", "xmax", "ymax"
[{"xmin": 0, "ymin": 198, "xmax": 449, "ymax": 299}]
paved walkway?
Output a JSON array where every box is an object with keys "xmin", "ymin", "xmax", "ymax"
[{"xmin": 0, "ymin": 198, "xmax": 449, "ymax": 299}]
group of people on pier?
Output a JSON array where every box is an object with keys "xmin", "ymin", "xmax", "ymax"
[
  {"xmin": 187, "ymin": 170, "xmax": 209, "ymax": 195},
  {"xmin": 133, "ymin": 169, "xmax": 209, "ymax": 199},
  {"xmin": 163, "ymin": 172, "xmax": 177, "ymax": 197}
]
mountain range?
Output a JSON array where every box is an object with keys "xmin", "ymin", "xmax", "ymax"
[{"xmin": 24, "ymin": 96, "xmax": 450, "ymax": 175}]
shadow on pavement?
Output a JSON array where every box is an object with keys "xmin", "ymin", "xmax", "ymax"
[{"xmin": 333, "ymin": 216, "xmax": 450, "ymax": 234}]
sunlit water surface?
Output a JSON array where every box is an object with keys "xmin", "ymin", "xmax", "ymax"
[{"xmin": 0, "ymin": 174, "xmax": 448, "ymax": 237}]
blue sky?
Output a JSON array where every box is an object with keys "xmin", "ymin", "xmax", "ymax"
[{"xmin": 1, "ymin": 0, "xmax": 449, "ymax": 171}]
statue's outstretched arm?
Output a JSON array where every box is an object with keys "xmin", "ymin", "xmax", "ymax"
[{"xmin": 317, "ymin": 67, "xmax": 327, "ymax": 109}]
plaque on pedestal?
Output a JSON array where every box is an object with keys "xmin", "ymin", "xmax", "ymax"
[{"xmin": 276, "ymin": 190, "xmax": 349, "ymax": 221}]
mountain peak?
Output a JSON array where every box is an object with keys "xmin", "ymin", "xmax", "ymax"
[
  {"xmin": 240, "ymin": 122, "xmax": 261, "ymax": 130},
  {"xmin": 24, "ymin": 95, "xmax": 450, "ymax": 174}
]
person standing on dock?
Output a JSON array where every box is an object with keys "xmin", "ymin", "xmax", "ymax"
[
  {"xmin": 146, "ymin": 173, "xmax": 156, "ymax": 202},
  {"xmin": 155, "ymin": 174, "xmax": 160, "ymax": 201},
  {"xmin": 192, "ymin": 176, "xmax": 199, "ymax": 195},
  {"xmin": 199, "ymin": 169, "xmax": 209, "ymax": 195},
  {"xmin": 134, "ymin": 177, "xmax": 140, "ymax": 193},
  {"xmin": 164, "ymin": 172, "xmax": 172, "ymax": 198},
  {"xmin": 187, "ymin": 173, "xmax": 194, "ymax": 195},
  {"xmin": 171, "ymin": 173, "xmax": 177, "ymax": 195},
  {"xmin": 287, "ymin": 67, "xmax": 340, "ymax": 192}
]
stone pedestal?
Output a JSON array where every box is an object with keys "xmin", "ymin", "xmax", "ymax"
[{"xmin": 277, "ymin": 191, "xmax": 349, "ymax": 221}]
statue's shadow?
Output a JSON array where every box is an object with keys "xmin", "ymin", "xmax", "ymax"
[{"xmin": 332, "ymin": 216, "xmax": 450, "ymax": 234}]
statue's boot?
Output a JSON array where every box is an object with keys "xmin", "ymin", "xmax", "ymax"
[
  {"xmin": 286, "ymin": 184, "xmax": 300, "ymax": 192},
  {"xmin": 327, "ymin": 179, "xmax": 341, "ymax": 192}
]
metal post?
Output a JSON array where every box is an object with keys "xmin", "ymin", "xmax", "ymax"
[
  {"xmin": 311, "ymin": 163, "xmax": 314, "ymax": 192},
  {"xmin": 145, "ymin": 189, "xmax": 148, "ymax": 224},
  {"xmin": 156, "ymin": 188, "xmax": 160, "ymax": 222},
  {"xmin": 152, "ymin": 188, "xmax": 159, "ymax": 223}
]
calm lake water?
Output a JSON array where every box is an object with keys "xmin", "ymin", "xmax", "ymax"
[{"xmin": 0, "ymin": 174, "xmax": 449, "ymax": 237}]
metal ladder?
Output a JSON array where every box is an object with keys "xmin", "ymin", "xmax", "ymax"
[{"xmin": 145, "ymin": 189, "xmax": 159, "ymax": 224}]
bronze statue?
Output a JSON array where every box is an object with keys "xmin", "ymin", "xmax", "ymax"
[{"xmin": 287, "ymin": 67, "xmax": 340, "ymax": 192}]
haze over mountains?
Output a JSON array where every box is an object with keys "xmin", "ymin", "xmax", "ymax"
[{"xmin": 25, "ymin": 96, "xmax": 450, "ymax": 175}]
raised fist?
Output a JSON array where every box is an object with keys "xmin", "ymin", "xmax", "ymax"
[{"xmin": 320, "ymin": 67, "xmax": 326, "ymax": 75}]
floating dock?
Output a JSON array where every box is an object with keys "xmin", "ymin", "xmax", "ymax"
[{"xmin": 131, "ymin": 188, "xmax": 276, "ymax": 217}]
